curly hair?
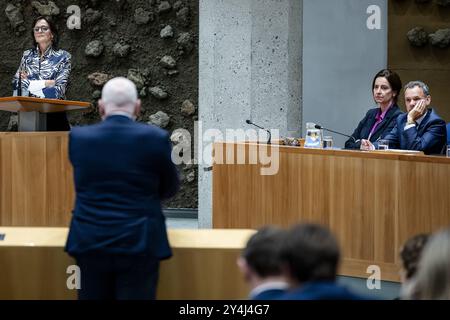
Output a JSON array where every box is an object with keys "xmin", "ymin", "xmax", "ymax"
[{"xmin": 400, "ymin": 234, "xmax": 430, "ymax": 279}]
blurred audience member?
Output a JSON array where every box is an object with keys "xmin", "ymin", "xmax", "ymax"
[
  {"xmin": 407, "ymin": 228, "xmax": 450, "ymax": 300},
  {"xmin": 399, "ymin": 234, "xmax": 429, "ymax": 299},
  {"xmin": 237, "ymin": 226, "xmax": 288, "ymax": 300},
  {"xmin": 279, "ymin": 223, "xmax": 365, "ymax": 300}
]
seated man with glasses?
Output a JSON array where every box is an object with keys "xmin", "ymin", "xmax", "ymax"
[{"xmin": 360, "ymin": 81, "xmax": 447, "ymax": 155}]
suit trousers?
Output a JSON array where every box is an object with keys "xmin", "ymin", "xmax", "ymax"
[{"xmin": 75, "ymin": 253, "xmax": 159, "ymax": 300}]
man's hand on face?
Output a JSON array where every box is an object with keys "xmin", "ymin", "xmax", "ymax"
[{"xmin": 407, "ymin": 99, "xmax": 427, "ymax": 124}]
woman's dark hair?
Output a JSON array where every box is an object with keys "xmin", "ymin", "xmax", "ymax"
[
  {"xmin": 372, "ymin": 69, "xmax": 402, "ymax": 103},
  {"xmin": 31, "ymin": 16, "xmax": 59, "ymax": 51}
]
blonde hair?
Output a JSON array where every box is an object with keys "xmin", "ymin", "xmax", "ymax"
[{"xmin": 410, "ymin": 228, "xmax": 450, "ymax": 300}]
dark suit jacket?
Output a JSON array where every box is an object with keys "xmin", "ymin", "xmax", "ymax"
[
  {"xmin": 381, "ymin": 108, "xmax": 447, "ymax": 155},
  {"xmin": 279, "ymin": 281, "xmax": 365, "ymax": 300},
  {"xmin": 65, "ymin": 115, "xmax": 179, "ymax": 258},
  {"xmin": 345, "ymin": 104, "xmax": 402, "ymax": 149}
]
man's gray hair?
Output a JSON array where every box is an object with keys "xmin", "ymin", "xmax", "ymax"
[
  {"xmin": 404, "ymin": 81, "xmax": 430, "ymax": 96},
  {"xmin": 101, "ymin": 77, "xmax": 138, "ymax": 108}
]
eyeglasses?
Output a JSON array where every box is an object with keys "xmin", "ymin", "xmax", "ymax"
[{"xmin": 33, "ymin": 26, "xmax": 50, "ymax": 33}]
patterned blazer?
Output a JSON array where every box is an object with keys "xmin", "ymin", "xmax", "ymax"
[{"xmin": 12, "ymin": 46, "xmax": 71, "ymax": 99}]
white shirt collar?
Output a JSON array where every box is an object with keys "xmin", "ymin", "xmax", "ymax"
[
  {"xmin": 415, "ymin": 110, "xmax": 428, "ymax": 126},
  {"xmin": 249, "ymin": 281, "xmax": 288, "ymax": 298},
  {"xmin": 106, "ymin": 111, "xmax": 135, "ymax": 120}
]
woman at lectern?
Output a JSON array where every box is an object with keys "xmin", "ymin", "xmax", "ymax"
[
  {"xmin": 12, "ymin": 16, "xmax": 71, "ymax": 131},
  {"xmin": 344, "ymin": 69, "xmax": 403, "ymax": 149}
]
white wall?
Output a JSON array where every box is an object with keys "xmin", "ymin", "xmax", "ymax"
[{"xmin": 303, "ymin": 0, "xmax": 387, "ymax": 147}]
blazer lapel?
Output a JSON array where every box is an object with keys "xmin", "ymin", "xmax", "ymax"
[
  {"xmin": 370, "ymin": 106, "xmax": 397, "ymax": 137},
  {"xmin": 366, "ymin": 109, "xmax": 378, "ymax": 133},
  {"xmin": 417, "ymin": 109, "xmax": 432, "ymax": 133}
]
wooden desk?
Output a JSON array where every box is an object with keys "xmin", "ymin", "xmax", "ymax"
[
  {"xmin": 0, "ymin": 97, "xmax": 90, "ymax": 131},
  {"xmin": 0, "ymin": 133, "xmax": 74, "ymax": 227},
  {"xmin": 213, "ymin": 142, "xmax": 450, "ymax": 281},
  {"xmin": 0, "ymin": 228, "xmax": 254, "ymax": 299}
]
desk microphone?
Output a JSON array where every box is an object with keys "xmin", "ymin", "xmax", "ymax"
[
  {"xmin": 314, "ymin": 124, "xmax": 359, "ymax": 143},
  {"xmin": 246, "ymin": 119, "xmax": 271, "ymax": 144},
  {"xmin": 17, "ymin": 64, "xmax": 23, "ymax": 96}
]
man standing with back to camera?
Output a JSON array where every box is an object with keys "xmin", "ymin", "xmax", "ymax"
[{"xmin": 65, "ymin": 77, "xmax": 179, "ymax": 300}]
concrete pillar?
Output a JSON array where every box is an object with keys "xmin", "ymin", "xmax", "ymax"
[{"xmin": 198, "ymin": 0, "xmax": 302, "ymax": 227}]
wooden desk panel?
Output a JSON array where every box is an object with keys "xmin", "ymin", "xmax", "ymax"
[
  {"xmin": 212, "ymin": 143, "xmax": 450, "ymax": 281},
  {"xmin": 0, "ymin": 228, "xmax": 254, "ymax": 300},
  {"xmin": 0, "ymin": 133, "xmax": 74, "ymax": 226}
]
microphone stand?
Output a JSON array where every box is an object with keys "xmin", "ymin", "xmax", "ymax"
[
  {"xmin": 246, "ymin": 120, "xmax": 271, "ymax": 145},
  {"xmin": 315, "ymin": 124, "xmax": 359, "ymax": 143},
  {"xmin": 17, "ymin": 65, "xmax": 23, "ymax": 97}
]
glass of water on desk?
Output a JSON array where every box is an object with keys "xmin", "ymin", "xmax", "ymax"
[
  {"xmin": 377, "ymin": 139, "xmax": 389, "ymax": 150},
  {"xmin": 447, "ymin": 145, "xmax": 450, "ymax": 157},
  {"xmin": 323, "ymin": 136, "xmax": 333, "ymax": 149}
]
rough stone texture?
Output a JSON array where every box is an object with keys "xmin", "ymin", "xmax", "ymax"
[
  {"xmin": 160, "ymin": 55, "xmax": 177, "ymax": 68},
  {"xmin": 134, "ymin": 8, "xmax": 153, "ymax": 25},
  {"xmin": 158, "ymin": 1, "xmax": 172, "ymax": 14},
  {"xmin": 31, "ymin": 1, "xmax": 60, "ymax": 16},
  {"xmin": 85, "ymin": 40, "xmax": 104, "ymax": 57},
  {"xmin": 181, "ymin": 99, "xmax": 195, "ymax": 116},
  {"xmin": 113, "ymin": 43, "xmax": 131, "ymax": 58},
  {"xmin": 84, "ymin": 9, "xmax": 102, "ymax": 25},
  {"xmin": 160, "ymin": 25, "xmax": 174, "ymax": 38},
  {"xmin": 88, "ymin": 72, "xmax": 109, "ymax": 87},
  {"xmin": 149, "ymin": 86, "xmax": 168, "ymax": 99},
  {"xmin": 173, "ymin": 1, "xmax": 183, "ymax": 11},
  {"xmin": 127, "ymin": 69, "xmax": 146, "ymax": 90},
  {"xmin": 177, "ymin": 32, "xmax": 194, "ymax": 53},
  {"xmin": 429, "ymin": 28, "xmax": 450, "ymax": 48},
  {"xmin": 92, "ymin": 90, "xmax": 101, "ymax": 99},
  {"xmin": 0, "ymin": 0, "xmax": 198, "ymax": 209},
  {"xmin": 7, "ymin": 114, "xmax": 17, "ymax": 131},
  {"xmin": 176, "ymin": 7, "xmax": 190, "ymax": 27},
  {"xmin": 186, "ymin": 170, "xmax": 195, "ymax": 183},
  {"xmin": 148, "ymin": 111, "xmax": 170, "ymax": 128},
  {"xmin": 407, "ymin": 27, "xmax": 428, "ymax": 47},
  {"xmin": 436, "ymin": 0, "xmax": 450, "ymax": 6},
  {"xmin": 5, "ymin": 4, "xmax": 24, "ymax": 29},
  {"xmin": 170, "ymin": 130, "xmax": 189, "ymax": 144}
]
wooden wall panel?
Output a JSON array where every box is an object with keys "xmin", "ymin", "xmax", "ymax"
[
  {"xmin": 388, "ymin": 0, "xmax": 450, "ymax": 121},
  {"xmin": 0, "ymin": 133, "xmax": 74, "ymax": 227}
]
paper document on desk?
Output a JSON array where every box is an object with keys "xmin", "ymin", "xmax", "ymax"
[{"xmin": 28, "ymin": 80, "xmax": 46, "ymax": 98}]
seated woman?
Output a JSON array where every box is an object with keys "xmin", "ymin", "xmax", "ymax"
[
  {"xmin": 345, "ymin": 69, "xmax": 403, "ymax": 149},
  {"xmin": 12, "ymin": 16, "xmax": 72, "ymax": 131}
]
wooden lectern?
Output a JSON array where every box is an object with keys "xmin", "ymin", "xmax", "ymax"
[
  {"xmin": 0, "ymin": 96, "xmax": 90, "ymax": 131},
  {"xmin": 0, "ymin": 97, "xmax": 90, "ymax": 227}
]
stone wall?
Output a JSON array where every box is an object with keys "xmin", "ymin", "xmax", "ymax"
[
  {"xmin": 389, "ymin": 0, "xmax": 450, "ymax": 121},
  {"xmin": 0, "ymin": 0, "xmax": 199, "ymax": 208}
]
